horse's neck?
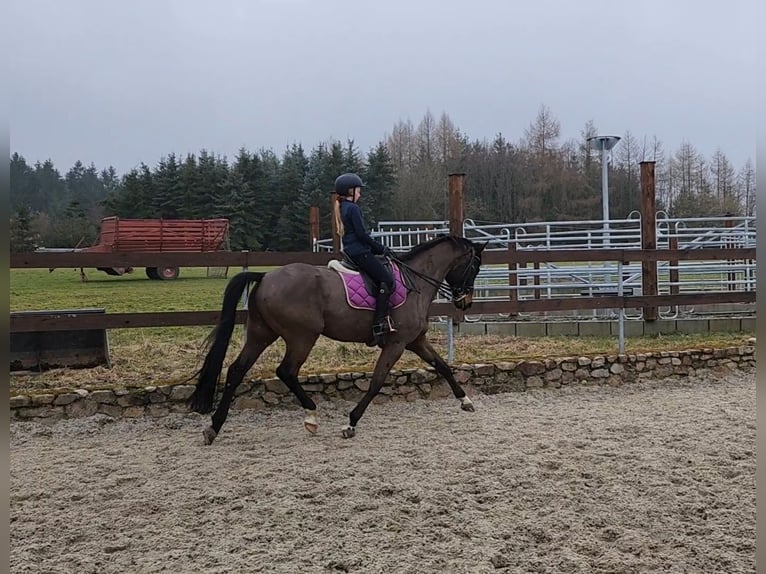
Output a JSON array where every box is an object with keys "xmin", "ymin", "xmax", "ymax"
[{"xmin": 412, "ymin": 241, "xmax": 461, "ymax": 280}]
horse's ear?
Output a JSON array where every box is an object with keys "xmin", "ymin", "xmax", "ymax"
[{"xmin": 477, "ymin": 240, "xmax": 488, "ymax": 253}]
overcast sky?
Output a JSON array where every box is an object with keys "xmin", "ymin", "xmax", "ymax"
[{"xmin": 9, "ymin": 0, "xmax": 758, "ymax": 175}]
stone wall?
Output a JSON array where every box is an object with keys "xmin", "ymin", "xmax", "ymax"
[{"xmin": 10, "ymin": 342, "xmax": 756, "ymax": 421}]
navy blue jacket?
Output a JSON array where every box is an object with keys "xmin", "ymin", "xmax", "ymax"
[{"xmin": 340, "ymin": 200, "xmax": 385, "ymax": 258}]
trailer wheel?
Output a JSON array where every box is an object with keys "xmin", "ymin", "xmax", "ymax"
[
  {"xmin": 146, "ymin": 267, "xmax": 160, "ymax": 280},
  {"xmin": 158, "ymin": 266, "xmax": 180, "ymax": 280}
]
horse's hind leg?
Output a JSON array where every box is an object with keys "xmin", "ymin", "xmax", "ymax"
[
  {"xmin": 205, "ymin": 332, "xmax": 276, "ymax": 445},
  {"xmin": 276, "ymin": 335, "xmax": 320, "ymax": 434},
  {"xmin": 406, "ymin": 333, "xmax": 475, "ymax": 412}
]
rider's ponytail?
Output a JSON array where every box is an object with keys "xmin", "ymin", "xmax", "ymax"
[{"xmin": 332, "ymin": 194, "xmax": 345, "ymax": 238}]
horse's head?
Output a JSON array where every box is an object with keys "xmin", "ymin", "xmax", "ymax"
[{"xmin": 445, "ymin": 239, "xmax": 487, "ymax": 310}]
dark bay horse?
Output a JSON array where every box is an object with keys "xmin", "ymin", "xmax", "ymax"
[{"xmin": 189, "ymin": 235, "xmax": 486, "ymax": 443}]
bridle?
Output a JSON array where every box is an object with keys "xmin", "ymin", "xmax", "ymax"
[
  {"xmin": 391, "ymin": 248, "xmax": 480, "ymax": 304},
  {"xmin": 446, "ymin": 251, "xmax": 482, "ymax": 304}
]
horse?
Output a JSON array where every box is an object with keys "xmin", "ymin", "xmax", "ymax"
[{"xmin": 188, "ymin": 235, "xmax": 486, "ymax": 443}]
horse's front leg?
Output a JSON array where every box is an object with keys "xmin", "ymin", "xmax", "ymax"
[
  {"xmin": 406, "ymin": 333, "xmax": 475, "ymax": 412},
  {"xmin": 276, "ymin": 335, "xmax": 320, "ymax": 434},
  {"xmin": 343, "ymin": 342, "xmax": 406, "ymax": 438}
]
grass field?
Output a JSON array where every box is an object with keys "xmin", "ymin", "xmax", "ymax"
[
  {"xmin": 10, "ymin": 267, "xmax": 754, "ymax": 395},
  {"xmin": 10, "ymin": 266, "xmax": 232, "ymax": 312}
]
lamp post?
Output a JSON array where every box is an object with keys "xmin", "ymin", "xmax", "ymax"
[{"xmin": 587, "ymin": 135, "xmax": 621, "ymax": 247}]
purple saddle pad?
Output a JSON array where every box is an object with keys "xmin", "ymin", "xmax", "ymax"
[{"xmin": 339, "ymin": 262, "xmax": 407, "ymax": 311}]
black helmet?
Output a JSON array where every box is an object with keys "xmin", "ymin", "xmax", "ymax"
[{"xmin": 334, "ymin": 173, "xmax": 365, "ymax": 196}]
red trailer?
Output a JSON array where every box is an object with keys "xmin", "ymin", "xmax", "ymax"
[{"xmin": 82, "ymin": 217, "xmax": 230, "ymax": 279}]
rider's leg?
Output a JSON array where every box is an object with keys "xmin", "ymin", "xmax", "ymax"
[
  {"xmin": 372, "ymin": 282, "xmax": 394, "ymax": 343},
  {"xmin": 355, "ymin": 253, "xmax": 396, "ymax": 346}
]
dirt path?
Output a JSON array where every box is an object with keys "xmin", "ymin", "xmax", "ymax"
[{"xmin": 11, "ymin": 372, "xmax": 755, "ymax": 574}]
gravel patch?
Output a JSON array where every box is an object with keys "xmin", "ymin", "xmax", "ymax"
[{"xmin": 11, "ymin": 372, "xmax": 755, "ymax": 573}]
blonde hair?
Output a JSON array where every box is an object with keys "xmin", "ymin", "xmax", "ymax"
[{"xmin": 332, "ymin": 194, "xmax": 345, "ymax": 238}]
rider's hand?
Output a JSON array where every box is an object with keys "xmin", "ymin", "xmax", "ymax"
[{"xmin": 383, "ymin": 246, "xmax": 395, "ymax": 258}]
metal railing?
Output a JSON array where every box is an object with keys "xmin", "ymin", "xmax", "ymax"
[{"xmin": 313, "ymin": 214, "xmax": 757, "ymax": 321}]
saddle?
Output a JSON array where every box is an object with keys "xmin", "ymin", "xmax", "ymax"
[
  {"xmin": 340, "ymin": 254, "xmax": 394, "ymax": 296},
  {"xmin": 327, "ymin": 254, "xmax": 408, "ymax": 311}
]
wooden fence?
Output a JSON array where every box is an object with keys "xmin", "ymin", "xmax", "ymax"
[{"xmin": 9, "ymin": 247, "xmax": 756, "ymax": 333}]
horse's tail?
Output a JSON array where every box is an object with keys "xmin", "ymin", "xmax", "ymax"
[{"xmin": 188, "ymin": 271, "xmax": 266, "ymax": 414}]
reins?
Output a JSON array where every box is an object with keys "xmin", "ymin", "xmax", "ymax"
[{"xmin": 389, "ymin": 248, "xmax": 475, "ymax": 302}]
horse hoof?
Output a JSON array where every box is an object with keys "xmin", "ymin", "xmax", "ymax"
[
  {"xmin": 460, "ymin": 398, "xmax": 475, "ymax": 412},
  {"xmin": 341, "ymin": 425, "xmax": 356, "ymax": 439},
  {"xmin": 304, "ymin": 410, "xmax": 318, "ymax": 434},
  {"xmin": 203, "ymin": 426, "xmax": 218, "ymax": 445}
]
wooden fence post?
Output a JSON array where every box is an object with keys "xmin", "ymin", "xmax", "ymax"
[
  {"xmin": 640, "ymin": 161, "xmax": 658, "ymax": 321},
  {"xmin": 448, "ymin": 173, "xmax": 466, "ymax": 237},
  {"xmin": 309, "ymin": 205, "xmax": 320, "ymax": 251},
  {"xmin": 447, "ymin": 173, "xmax": 466, "ymax": 329}
]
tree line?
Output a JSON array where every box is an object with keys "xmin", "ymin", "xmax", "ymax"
[{"xmin": 10, "ymin": 106, "xmax": 756, "ymax": 253}]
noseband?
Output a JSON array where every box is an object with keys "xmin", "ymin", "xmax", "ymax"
[{"xmin": 448, "ymin": 252, "xmax": 482, "ymax": 303}]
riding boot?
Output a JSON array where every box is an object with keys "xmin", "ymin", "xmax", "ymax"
[{"xmin": 372, "ymin": 285, "xmax": 395, "ymax": 347}]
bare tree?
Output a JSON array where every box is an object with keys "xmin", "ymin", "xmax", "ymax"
[
  {"xmin": 523, "ymin": 104, "xmax": 561, "ymax": 156},
  {"xmin": 578, "ymin": 119, "xmax": 599, "ymax": 172},
  {"xmin": 647, "ymin": 137, "xmax": 672, "ymax": 212},
  {"xmin": 613, "ymin": 130, "xmax": 641, "ymax": 217},
  {"xmin": 385, "ymin": 120, "xmax": 415, "ymax": 173},
  {"xmin": 671, "ymin": 141, "xmax": 717, "ymax": 217},
  {"xmin": 434, "ymin": 111, "xmax": 464, "ymax": 168},
  {"xmin": 737, "ymin": 159, "xmax": 756, "ymax": 216},
  {"xmin": 415, "ymin": 110, "xmax": 436, "ymax": 165},
  {"xmin": 710, "ymin": 149, "xmax": 739, "ymax": 214}
]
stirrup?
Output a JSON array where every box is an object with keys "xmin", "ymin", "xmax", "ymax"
[
  {"xmin": 372, "ymin": 316, "xmax": 396, "ymax": 335},
  {"xmin": 372, "ymin": 316, "xmax": 395, "ymax": 348}
]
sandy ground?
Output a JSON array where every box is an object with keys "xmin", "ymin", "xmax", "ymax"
[{"xmin": 10, "ymin": 372, "xmax": 755, "ymax": 574}]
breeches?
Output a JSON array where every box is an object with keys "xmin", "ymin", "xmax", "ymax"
[{"xmin": 351, "ymin": 252, "xmax": 394, "ymax": 291}]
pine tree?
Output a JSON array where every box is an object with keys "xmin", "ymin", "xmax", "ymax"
[
  {"xmin": 256, "ymin": 149, "xmax": 284, "ymax": 250},
  {"xmin": 153, "ymin": 154, "xmax": 183, "ymax": 218},
  {"xmin": 10, "ymin": 153, "xmax": 41, "ymax": 212},
  {"xmin": 364, "ymin": 141, "xmax": 396, "ymax": 223},
  {"xmin": 10, "ymin": 206, "xmax": 39, "ymax": 252},
  {"xmin": 134, "ymin": 163, "xmax": 156, "ymax": 218},
  {"xmin": 219, "ymin": 167, "xmax": 261, "ymax": 250},
  {"xmin": 34, "ymin": 159, "xmax": 68, "ymax": 215},
  {"xmin": 220, "ymin": 148, "xmax": 258, "ymax": 250},
  {"xmin": 301, "ymin": 142, "xmax": 346, "ymax": 242},
  {"xmin": 271, "ymin": 144, "xmax": 310, "ymax": 250},
  {"xmin": 103, "ymin": 164, "xmax": 154, "ymax": 218},
  {"xmin": 177, "ymin": 154, "xmax": 200, "ymax": 218},
  {"xmin": 274, "ymin": 191, "xmax": 312, "ymax": 250},
  {"xmin": 189, "ymin": 150, "xmax": 225, "ymax": 218}
]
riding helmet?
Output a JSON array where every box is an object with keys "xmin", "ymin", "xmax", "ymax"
[{"xmin": 334, "ymin": 173, "xmax": 365, "ymax": 196}]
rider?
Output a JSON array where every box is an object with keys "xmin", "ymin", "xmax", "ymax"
[{"xmin": 332, "ymin": 172, "xmax": 396, "ymax": 347}]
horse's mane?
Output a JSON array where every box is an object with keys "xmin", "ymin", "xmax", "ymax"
[{"xmin": 398, "ymin": 235, "xmax": 473, "ymax": 262}]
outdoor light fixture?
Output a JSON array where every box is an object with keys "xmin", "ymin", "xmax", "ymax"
[{"xmin": 587, "ymin": 135, "xmax": 621, "ymax": 247}]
